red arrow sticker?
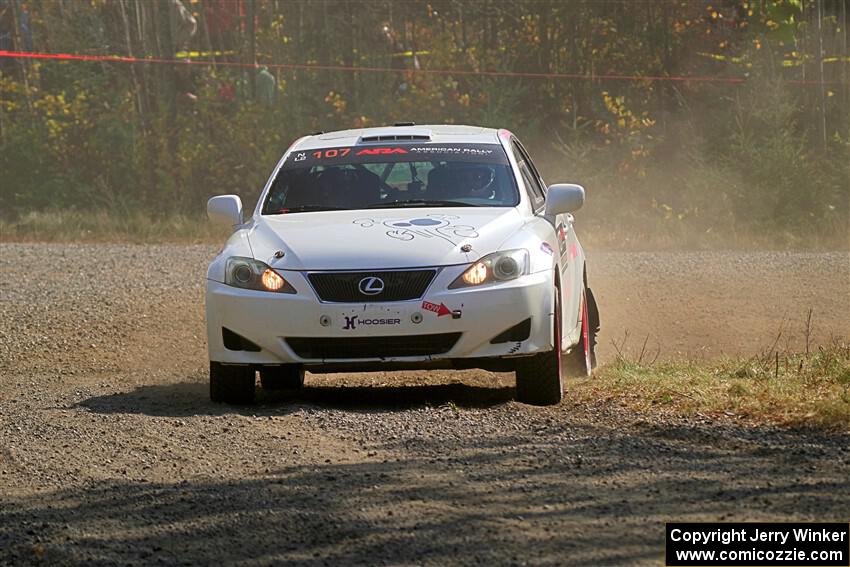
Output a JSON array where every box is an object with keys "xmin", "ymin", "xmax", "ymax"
[{"xmin": 422, "ymin": 301, "xmax": 452, "ymax": 317}]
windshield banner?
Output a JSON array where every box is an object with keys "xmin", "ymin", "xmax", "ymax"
[{"xmin": 283, "ymin": 143, "xmax": 509, "ymax": 168}]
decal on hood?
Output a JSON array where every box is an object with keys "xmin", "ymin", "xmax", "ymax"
[{"xmin": 353, "ymin": 214, "xmax": 479, "ymax": 246}]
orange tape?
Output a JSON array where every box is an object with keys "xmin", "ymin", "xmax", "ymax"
[{"xmin": 0, "ymin": 50, "xmax": 844, "ymax": 86}]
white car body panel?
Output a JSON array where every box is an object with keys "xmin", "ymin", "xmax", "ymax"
[
  {"xmin": 206, "ymin": 124, "xmax": 587, "ymax": 370},
  {"xmin": 245, "ymin": 208, "xmax": 525, "ymax": 270}
]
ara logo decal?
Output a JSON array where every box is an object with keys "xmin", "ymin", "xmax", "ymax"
[
  {"xmin": 355, "ymin": 147, "xmax": 408, "ymax": 156},
  {"xmin": 421, "ymin": 301, "xmax": 452, "ymax": 317},
  {"xmin": 353, "ymin": 215, "xmax": 479, "ymax": 246}
]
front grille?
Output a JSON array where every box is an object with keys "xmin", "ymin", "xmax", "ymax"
[
  {"xmin": 308, "ymin": 269, "xmax": 437, "ymax": 302},
  {"xmin": 286, "ymin": 333, "xmax": 461, "ymax": 359}
]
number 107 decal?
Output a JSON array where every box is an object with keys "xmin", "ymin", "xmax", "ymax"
[{"xmin": 312, "ymin": 148, "xmax": 351, "ymax": 159}]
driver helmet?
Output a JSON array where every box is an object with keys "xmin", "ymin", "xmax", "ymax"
[{"xmin": 450, "ymin": 164, "xmax": 496, "ymax": 197}]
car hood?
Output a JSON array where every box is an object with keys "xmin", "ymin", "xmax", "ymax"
[{"xmin": 248, "ymin": 207, "xmax": 525, "ymax": 270}]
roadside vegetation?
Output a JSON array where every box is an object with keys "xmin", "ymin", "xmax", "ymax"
[
  {"xmin": 3, "ymin": 208, "xmax": 847, "ymax": 249},
  {"xmin": 574, "ymin": 332, "xmax": 850, "ymax": 431}
]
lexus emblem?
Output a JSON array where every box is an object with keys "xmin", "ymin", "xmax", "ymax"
[{"xmin": 358, "ymin": 277, "xmax": 385, "ymax": 295}]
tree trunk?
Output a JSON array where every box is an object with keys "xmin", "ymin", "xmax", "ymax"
[
  {"xmin": 119, "ymin": 0, "xmax": 145, "ymax": 121},
  {"xmin": 816, "ymin": 0, "xmax": 827, "ymax": 147},
  {"xmin": 842, "ymin": 0, "xmax": 848, "ymax": 143},
  {"xmin": 247, "ymin": 0, "xmax": 256, "ymax": 99},
  {"xmin": 9, "ymin": 0, "xmax": 34, "ymax": 118}
]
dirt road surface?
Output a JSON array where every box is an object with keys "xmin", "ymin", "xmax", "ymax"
[{"xmin": 1, "ymin": 244, "xmax": 848, "ymax": 565}]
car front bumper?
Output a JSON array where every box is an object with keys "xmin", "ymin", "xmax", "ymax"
[{"xmin": 205, "ymin": 266, "xmax": 555, "ymax": 367}]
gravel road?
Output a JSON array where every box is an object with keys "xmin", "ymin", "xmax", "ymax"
[{"xmin": 1, "ymin": 243, "xmax": 848, "ymax": 566}]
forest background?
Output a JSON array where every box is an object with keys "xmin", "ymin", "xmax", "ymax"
[{"xmin": 1, "ymin": 0, "xmax": 847, "ymax": 247}]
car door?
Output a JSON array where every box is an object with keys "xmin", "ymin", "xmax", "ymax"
[{"xmin": 511, "ymin": 139, "xmax": 582, "ymax": 341}]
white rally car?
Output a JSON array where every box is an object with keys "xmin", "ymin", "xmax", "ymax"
[{"xmin": 205, "ymin": 124, "xmax": 599, "ymax": 405}]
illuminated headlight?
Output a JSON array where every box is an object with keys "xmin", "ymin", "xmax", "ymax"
[
  {"xmin": 225, "ymin": 257, "xmax": 296, "ymax": 293},
  {"xmin": 449, "ymin": 249, "xmax": 530, "ymax": 289}
]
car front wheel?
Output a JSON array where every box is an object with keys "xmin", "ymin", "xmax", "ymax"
[
  {"xmin": 210, "ymin": 362, "xmax": 255, "ymax": 404},
  {"xmin": 515, "ymin": 285, "xmax": 564, "ymax": 406}
]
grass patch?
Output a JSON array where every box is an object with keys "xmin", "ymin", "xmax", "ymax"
[
  {"xmin": 2, "ymin": 209, "xmax": 848, "ymax": 249},
  {"xmin": 574, "ymin": 341, "xmax": 850, "ymax": 431},
  {"xmin": 0, "ymin": 210, "xmax": 225, "ymax": 244}
]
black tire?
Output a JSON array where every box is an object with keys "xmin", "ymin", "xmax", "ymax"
[
  {"xmin": 210, "ymin": 362, "xmax": 255, "ymax": 404},
  {"xmin": 563, "ymin": 284, "xmax": 598, "ymax": 377},
  {"xmin": 515, "ymin": 284, "xmax": 564, "ymax": 406},
  {"xmin": 260, "ymin": 365, "xmax": 305, "ymax": 391},
  {"xmin": 586, "ymin": 286, "xmax": 600, "ymax": 370}
]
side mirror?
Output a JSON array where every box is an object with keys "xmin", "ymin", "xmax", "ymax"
[
  {"xmin": 207, "ymin": 195, "xmax": 243, "ymax": 227},
  {"xmin": 544, "ymin": 183, "xmax": 585, "ymax": 216}
]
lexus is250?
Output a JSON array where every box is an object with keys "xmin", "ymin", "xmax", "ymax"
[{"xmin": 205, "ymin": 124, "xmax": 600, "ymax": 405}]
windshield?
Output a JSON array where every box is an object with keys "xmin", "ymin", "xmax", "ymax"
[{"xmin": 262, "ymin": 143, "xmax": 518, "ymax": 214}]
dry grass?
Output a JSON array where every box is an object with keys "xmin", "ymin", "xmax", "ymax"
[
  {"xmin": 0, "ymin": 210, "xmax": 224, "ymax": 244},
  {"xmin": 2, "ymin": 209, "xmax": 848, "ymax": 250},
  {"xmin": 574, "ymin": 339, "xmax": 850, "ymax": 431}
]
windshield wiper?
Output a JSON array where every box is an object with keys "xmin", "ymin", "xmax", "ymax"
[
  {"xmin": 268, "ymin": 205, "xmax": 348, "ymax": 214},
  {"xmin": 365, "ymin": 199, "xmax": 478, "ymax": 209}
]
